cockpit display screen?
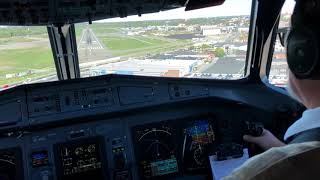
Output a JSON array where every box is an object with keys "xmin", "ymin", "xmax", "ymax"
[
  {"xmin": 31, "ymin": 150, "xmax": 49, "ymax": 167},
  {"xmin": 132, "ymin": 121, "xmax": 179, "ymax": 179},
  {"xmin": 183, "ymin": 120, "xmax": 216, "ymax": 172},
  {"xmin": 54, "ymin": 137, "xmax": 107, "ymax": 180}
]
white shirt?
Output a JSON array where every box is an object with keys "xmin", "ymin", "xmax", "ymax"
[{"xmin": 284, "ymin": 107, "xmax": 320, "ymax": 141}]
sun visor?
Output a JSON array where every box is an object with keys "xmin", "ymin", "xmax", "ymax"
[{"xmin": 185, "ymin": 0, "xmax": 225, "ymax": 11}]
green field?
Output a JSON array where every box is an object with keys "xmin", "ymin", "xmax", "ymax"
[
  {"xmin": 0, "ymin": 37, "xmax": 38, "ymax": 45},
  {"xmin": 0, "ymin": 47, "xmax": 55, "ymax": 86},
  {"xmin": 107, "ymin": 40, "xmax": 191, "ymax": 57},
  {"xmin": 0, "ymin": 26, "xmax": 47, "ymax": 38},
  {"xmin": 0, "ymin": 47, "xmax": 54, "ymax": 75},
  {"xmin": 101, "ymin": 36, "xmax": 171, "ymax": 51}
]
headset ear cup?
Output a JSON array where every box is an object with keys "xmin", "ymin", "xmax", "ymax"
[{"xmin": 286, "ymin": 28, "xmax": 319, "ymax": 79}]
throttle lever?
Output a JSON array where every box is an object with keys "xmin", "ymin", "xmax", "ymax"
[
  {"xmin": 243, "ymin": 121, "xmax": 264, "ymax": 157},
  {"xmin": 244, "ymin": 121, "xmax": 263, "ymax": 137}
]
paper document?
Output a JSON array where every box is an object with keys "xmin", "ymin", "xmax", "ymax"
[{"xmin": 209, "ymin": 148, "xmax": 249, "ymax": 180}]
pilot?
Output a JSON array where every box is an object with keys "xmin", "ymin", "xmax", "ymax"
[{"xmin": 223, "ymin": 0, "xmax": 320, "ymax": 179}]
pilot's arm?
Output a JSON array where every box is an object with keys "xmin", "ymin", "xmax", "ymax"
[
  {"xmin": 222, "ymin": 141, "xmax": 320, "ymax": 180},
  {"xmin": 243, "ymin": 129, "xmax": 285, "ymax": 150},
  {"xmin": 222, "ymin": 129, "xmax": 320, "ymax": 180}
]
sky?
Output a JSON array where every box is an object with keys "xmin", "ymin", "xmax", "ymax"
[{"xmin": 98, "ymin": 0, "xmax": 296, "ymax": 23}]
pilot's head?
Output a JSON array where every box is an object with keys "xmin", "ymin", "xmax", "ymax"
[{"xmin": 286, "ymin": 0, "xmax": 320, "ymax": 108}]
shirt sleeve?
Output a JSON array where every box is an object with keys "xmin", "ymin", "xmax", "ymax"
[{"xmin": 222, "ymin": 141, "xmax": 320, "ymax": 180}]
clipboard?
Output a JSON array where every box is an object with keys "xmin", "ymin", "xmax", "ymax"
[{"xmin": 209, "ymin": 148, "xmax": 249, "ymax": 180}]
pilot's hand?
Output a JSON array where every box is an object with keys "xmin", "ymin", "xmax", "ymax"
[{"xmin": 243, "ymin": 129, "xmax": 285, "ymax": 150}]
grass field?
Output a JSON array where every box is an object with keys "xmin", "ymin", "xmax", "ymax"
[
  {"xmin": 0, "ymin": 37, "xmax": 38, "ymax": 45},
  {"xmin": 0, "ymin": 47, "xmax": 55, "ymax": 86},
  {"xmin": 109, "ymin": 40, "xmax": 191, "ymax": 57},
  {"xmin": 0, "ymin": 47, "xmax": 54, "ymax": 75},
  {"xmin": 101, "ymin": 36, "xmax": 171, "ymax": 51},
  {"xmin": 0, "ymin": 72, "xmax": 56, "ymax": 87}
]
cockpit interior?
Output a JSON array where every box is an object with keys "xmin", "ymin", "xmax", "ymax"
[{"xmin": 0, "ymin": 0, "xmax": 303, "ymax": 179}]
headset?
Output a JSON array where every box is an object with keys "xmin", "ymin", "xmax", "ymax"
[{"xmin": 286, "ymin": 0, "xmax": 320, "ymax": 79}]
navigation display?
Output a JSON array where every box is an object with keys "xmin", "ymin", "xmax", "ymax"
[
  {"xmin": 183, "ymin": 120, "xmax": 216, "ymax": 172},
  {"xmin": 54, "ymin": 137, "xmax": 107, "ymax": 180},
  {"xmin": 132, "ymin": 122, "xmax": 179, "ymax": 179}
]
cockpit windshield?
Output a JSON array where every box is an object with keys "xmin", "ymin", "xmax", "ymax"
[
  {"xmin": 1, "ymin": 0, "xmax": 252, "ymax": 91},
  {"xmin": 76, "ymin": 0, "xmax": 252, "ymax": 79}
]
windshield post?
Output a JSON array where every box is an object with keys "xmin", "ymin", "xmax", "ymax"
[{"xmin": 47, "ymin": 24, "xmax": 80, "ymax": 80}]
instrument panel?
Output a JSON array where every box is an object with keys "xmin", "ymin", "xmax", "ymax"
[
  {"xmin": 0, "ymin": 75, "xmax": 302, "ymax": 180},
  {"xmin": 0, "ymin": 107, "xmax": 277, "ymax": 180}
]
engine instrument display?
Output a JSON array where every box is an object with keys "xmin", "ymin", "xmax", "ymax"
[
  {"xmin": 54, "ymin": 137, "xmax": 107, "ymax": 180},
  {"xmin": 183, "ymin": 120, "xmax": 216, "ymax": 172},
  {"xmin": 132, "ymin": 122, "xmax": 179, "ymax": 179}
]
